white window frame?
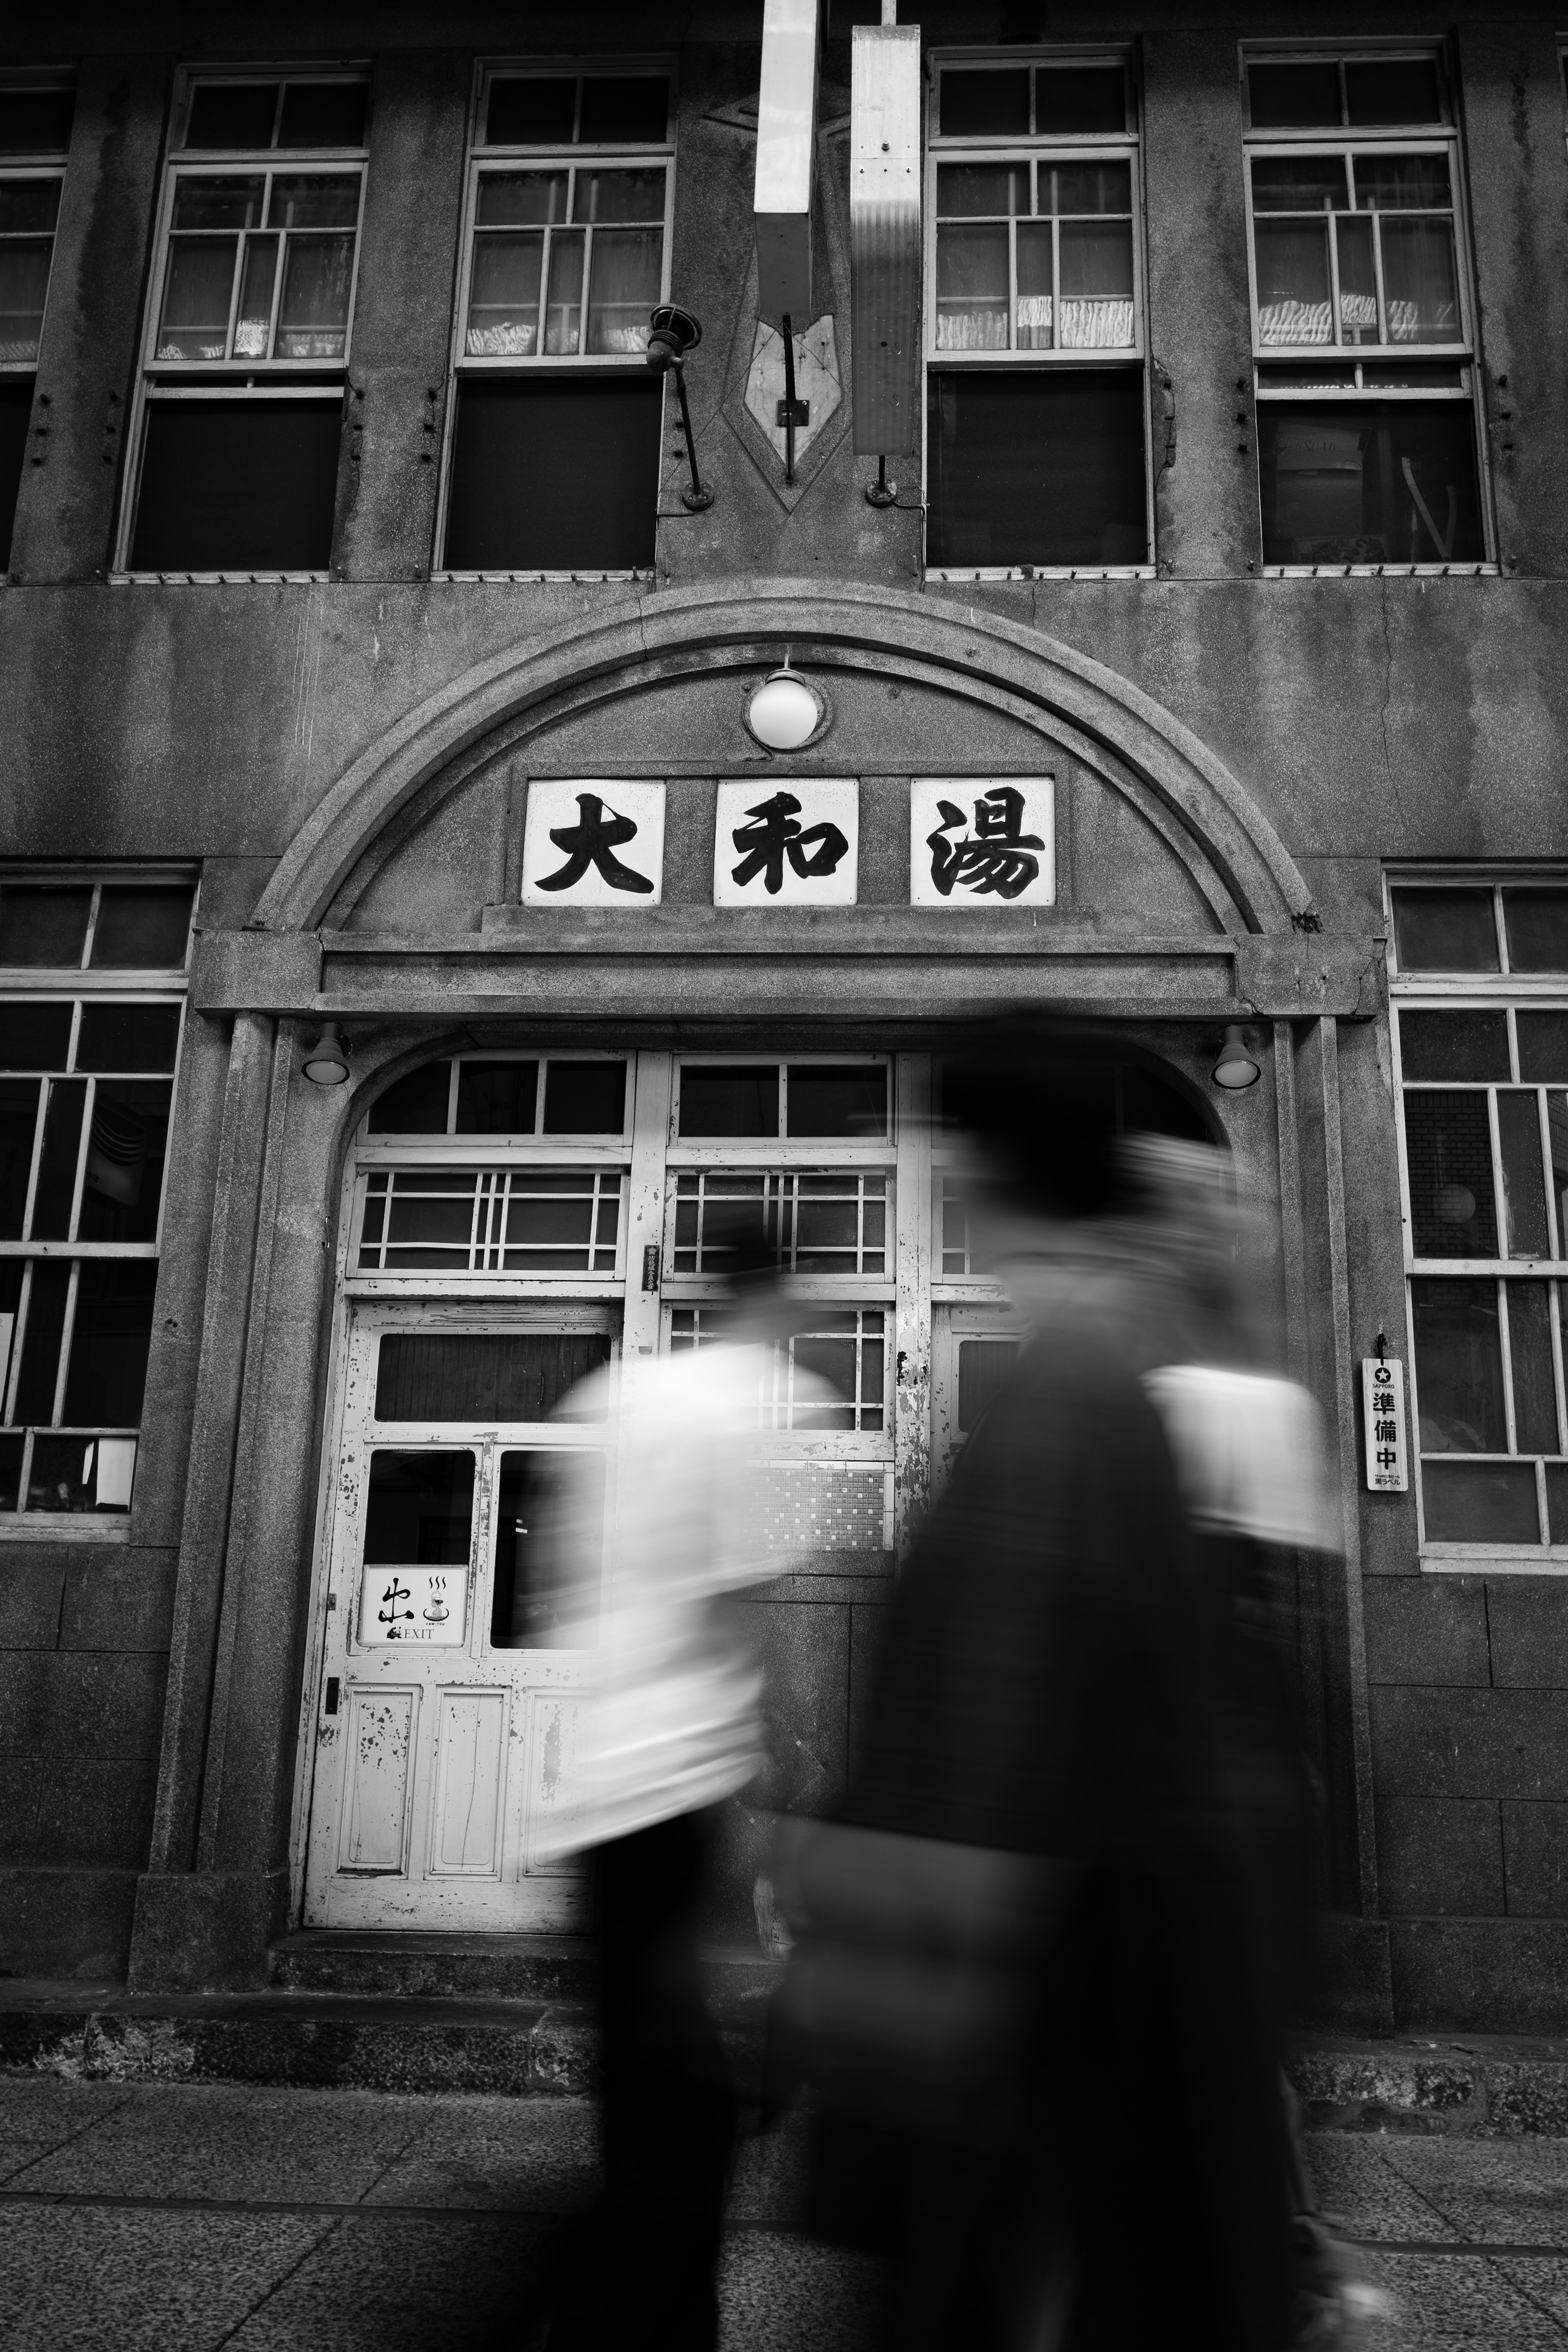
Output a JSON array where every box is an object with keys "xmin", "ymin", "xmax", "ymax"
[
  {"xmin": 1387, "ymin": 870, "xmax": 1568, "ymax": 1571},
  {"xmin": 434, "ymin": 56, "xmax": 676, "ymax": 581},
  {"xmin": 923, "ymin": 45, "xmax": 1153, "ymax": 583},
  {"xmin": 0, "ymin": 866, "xmax": 196, "ymax": 1533},
  {"xmin": 1241, "ymin": 42, "xmax": 1494, "ymax": 577},
  {"xmin": 116, "ymin": 64, "xmax": 371, "ymax": 580},
  {"xmin": 0, "ymin": 75, "xmax": 72, "ymax": 381}
]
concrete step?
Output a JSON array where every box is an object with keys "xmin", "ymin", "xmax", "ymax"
[
  {"xmin": 1293, "ymin": 2032, "xmax": 1568, "ymax": 2136},
  {"xmin": 268, "ymin": 1930, "xmax": 598, "ymax": 2004}
]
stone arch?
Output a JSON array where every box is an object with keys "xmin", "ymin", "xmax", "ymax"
[{"xmin": 253, "ymin": 580, "xmax": 1314, "ymax": 936}]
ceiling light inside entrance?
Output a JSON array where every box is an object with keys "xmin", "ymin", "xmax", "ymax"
[{"xmin": 744, "ymin": 662, "xmax": 828, "ymax": 752}]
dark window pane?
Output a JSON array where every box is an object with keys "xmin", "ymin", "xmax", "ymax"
[
  {"xmin": 1247, "ymin": 62, "xmax": 1342, "ymax": 127},
  {"xmin": 444, "ymin": 379, "xmax": 661, "ymax": 572},
  {"xmin": 939, "ymin": 69, "xmax": 1030, "ymax": 136},
  {"xmin": 1499, "ymin": 1094, "xmax": 1550, "ymax": 1259},
  {"xmin": 486, "ymin": 77, "xmax": 578, "ymax": 146},
  {"xmin": 1034, "ymin": 66, "xmax": 1125, "ymax": 135},
  {"xmin": 1354, "ymin": 153, "xmax": 1452, "ymax": 213},
  {"xmin": 62, "ymin": 1260, "xmax": 157, "ymax": 1425},
  {"xmin": 788, "ymin": 1065, "xmax": 888, "ymax": 1139},
  {"xmin": 30, "ymin": 1075, "xmax": 85, "ymax": 1238},
  {"xmin": 455, "ymin": 1060, "xmax": 538, "ymax": 1135},
  {"xmin": 543, "ymin": 1060, "xmax": 626, "ymax": 1134},
  {"xmin": 367, "ymin": 1063, "xmax": 451, "ymax": 1135},
  {"xmin": 0, "ymin": 1079, "xmax": 38, "ymax": 1237},
  {"xmin": 957, "ymin": 1338, "xmax": 1020, "ymax": 1433},
  {"xmin": 0, "ymin": 88, "xmax": 76, "ymax": 154},
  {"xmin": 1504, "ymin": 891, "xmax": 1568, "ymax": 974},
  {"xmin": 1546, "ymin": 1461, "xmax": 1568, "ymax": 1543},
  {"xmin": 1549, "ymin": 1098, "xmax": 1568, "ymax": 1259},
  {"xmin": 1345, "ymin": 58, "xmax": 1442, "ymax": 126},
  {"xmin": 376, "ymin": 1332, "xmax": 611, "ymax": 1423},
  {"xmin": 1259, "ymin": 403, "xmax": 1483, "ymax": 566},
  {"xmin": 14, "ymin": 1258, "xmax": 69, "ymax": 1423},
  {"xmin": 927, "ymin": 369, "xmax": 1147, "ymax": 568},
  {"xmin": 0, "ymin": 1433, "xmax": 20, "ymax": 1510},
  {"xmin": 77, "ymin": 1078, "xmax": 172, "ymax": 1244},
  {"xmin": 492, "ymin": 1446, "xmax": 604, "ymax": 1647},
  {"xmin": 130, "ymin": 400, "xmax": 341, "ymax": 574},
  {"xmin": 0, "ymin": 378, "xmax": 29, "ymax": 571},
  {"xmin": 90, "ymin": 886, "xmax": 194, "ymax": 969},
  {"xmin": 76, "ymin": 1001, "xmax": 180, "ymax": 1073},
  {"xmin": 1391, "ymin": 888, "xmax": 1498, "ymax": 973},
  {"xmin": 1518, "ymin": 1015, "xmax": 1568, "ymax": 1084},
  {"xmin": 1423, "ymin": 1460, "xmax": 1538, "ymax": 1543},
  {"xmin": 579, "ymin": 77, "xmax": 669, "ymax": 143},
  {"xmin": 28, "ymin": 1431, "xmax": 134, "ymax": 1513},
  {"xmin": 678, "ymin": 1065, "xmax": 780, "ymax": 1139},
  {"xmin": 1405, "ymin": 1093, "xmax": 1497, "ymax": 1257},
  {"xmin": 0, "ymin": 1002, "xmax": 72, "ymax": 1070},
  {"xmin": 1508, "ymin": 1281, "xmax": 1559, "ymax": 1453},
  {"xmin": 1399, "ymin": 1010, "xmax": 1508, "ymax": 1082},
  {"xmin": 0, "ymin": 886, "xmax": 91, "ymax": 967},
  {"xmin": 278, "ymin": 81, "xmax": 369, "ymax": 148},
  {"xmin": 1412, "ymin": 1276, "xmax": 1505, "ymax": 1452},
  {"xmin": 363, "ymin": 1449, "xmax": 474, "ymax": 1566},
  {"xmin": 185, "ymin": 83, "xmax": 281, "ymax": 150},
  {"xmin": 1250, "ymin": 155, "xmax": 1350, "ymax": 213}
]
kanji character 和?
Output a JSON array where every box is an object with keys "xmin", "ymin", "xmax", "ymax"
[{"xmin": 730, "ymin": 791, "xmax": 849, "ymax": 896}]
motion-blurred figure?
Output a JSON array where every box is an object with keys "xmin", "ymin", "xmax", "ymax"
[
  {"xmin": 780, "ymin": 1030, "xmax": 1302, "ymax": 2352},
  {"xmin": 538, "ymin": 1216, "xmax": 823, "ymax": 2352}
]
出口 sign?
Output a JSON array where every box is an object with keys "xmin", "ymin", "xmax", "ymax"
[
  {"xmin": 910, "ymin": 778, "xmax": 1055, "ymax": 907},
  {"xmin": 358, "ymin": 1567, "xmax": 468, "ymax": 1645},
  {"xmin": 714, "ymin": 778, "xmax": 859, "ymax": 906},
  {"xmin": 521, "ymin": 780, "xmax": 665, "ymax": 906}
]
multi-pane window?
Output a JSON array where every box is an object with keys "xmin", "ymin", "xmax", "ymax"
[
  {"xmin": 670, "ymin": 1306, "xmax": 887, "ymax": 1433},
  {"xmin": 0, "ymin": 875, "xmax": 194, "ymax": 1517},
  {"xmin": 356, "ymin": 1170, "xmax": 624, "ymax": 1278},
  {"xmin": 1391, "ymin": 881, "xmax": 1568, "ymax": 1556},
  {"xmin": 0, "ymin": 78, "xmax": 74, "ymax": 569},
  {"xmin": 1243, "ymin": 50, "xmax": 1486, "ymax": 570},
  {"xmin": 924, "ymin": 51, "xmax": 1148, "ymax": 574},
  {"xmin": 441, "ymin": 62, "xmax": 673, "ymax": 576},
  {"xmin": 124, "ymin": 72, "xmax": 370, "ymax": 576}
]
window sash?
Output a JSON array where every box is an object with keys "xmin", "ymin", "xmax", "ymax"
[
  {"xmin": 925, "ymin": 142, "xmax": 1144, "ymax": 364},
  {"xmin": 1245, "ymin": 138, "xmax": 1469, "ymax": 358},
  {"xmin": 474, "ymin": 61, "xmax": 678, "ymax": 155},
  {"xmin": 149, "ymin": 163, "xmax": 365, "ymax": 370},
  {"xmin": 0, "ymin": 169, "xmax": 63, "ymax": 369},
  {"xmin": 454, "ymin": 156, "xmax": 673, "ymax": 370}
]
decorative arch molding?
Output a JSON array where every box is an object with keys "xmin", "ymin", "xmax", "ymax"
[{"xmin": 253, "ymin": 580, "xmax": 1314, "ymax": 936}]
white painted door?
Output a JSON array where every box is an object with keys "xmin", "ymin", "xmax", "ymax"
[{"xmin": 301, "ymin": 1304, "xmax": 616, "ymax": 1930}]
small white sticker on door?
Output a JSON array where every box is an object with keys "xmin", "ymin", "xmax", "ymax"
[{"xmin": 357, "ymin": 1567, "xmax": 468, "ymax": 1645}]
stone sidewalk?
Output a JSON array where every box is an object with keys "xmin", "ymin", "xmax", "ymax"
[{"xmin": 5, "ymin": 2073, "xmax": 1568, "ymax": 2348}]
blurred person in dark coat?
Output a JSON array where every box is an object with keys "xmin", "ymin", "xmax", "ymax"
[{"xmin": 792, "ymin": 1030, "xmax": 1298, "ymax": 2352}]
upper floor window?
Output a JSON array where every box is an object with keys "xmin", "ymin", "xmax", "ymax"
[
  {"xmin": 121, "ymin": 69, "xmax": 370, "ymax": 578},
  {"xmin": 1243, "ymin": 49, "xmax": 1487, "ymax": 572},
  {"xmin": 0, "ymin": 76, "xmax": 74, "ymax": 569},
  {"xmin": 924, "ymin": 51, "xmax": 1148, "ymax": 577},
  {"xmin": 0, "ymin": 872, "xmax": 195, "ymax": 1520},
  {"xmin": 439, "ymin": 61, "xmax": 673, "ymax": 578}
]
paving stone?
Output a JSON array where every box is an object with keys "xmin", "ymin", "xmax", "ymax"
[
  {"xmin": 1380, "ymin": 2135, "xmax": 1568, "ymax": 2248},
  {"xmin": 1358, "ymin": 2249, "xmax": 1568, "ymax": 2347},
  {"xmin": 0, "ymin": 2204, "xmax": 334, "ymax": 2352},
  {"xmin": 221, "ymin": 2211, "xmax": 562, "ymax": 2351},
  {"xmin": 1301, "ymin": 2132, "xmax": 1463, "ymax": 2242},
  {"xmin": 364, "ymin": 2093, "xmax": 599, "ymax": 2213}
]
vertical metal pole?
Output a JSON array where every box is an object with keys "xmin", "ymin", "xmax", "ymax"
[
  {"xmin": 782, "ymin": 312, "xmax": 797, "ymax": 485},
  {"xmin": 673, "ymin": 365, "xmax": 712, "ymax": 511}
]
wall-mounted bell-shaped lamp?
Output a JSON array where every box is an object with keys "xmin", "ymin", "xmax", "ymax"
[
  {"xmin": 302, "ymin": 1023, "xmax": 352, "ymax": 1086},
  {"xmin": 646, "ymin": 303, "xmax": 714, "ymax": 512},
  {"xmin": 1211, "ymin": 1024, "xmax": 1262, "ymax": 1091},
  {"xmin": 744, "ymin": 659, "xmax": 829, "ymax": 752}
]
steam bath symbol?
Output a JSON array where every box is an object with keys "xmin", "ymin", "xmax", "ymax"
[{"xmin": 423, "ymin": 1575, "xmax": 450, "ymax": 1625}]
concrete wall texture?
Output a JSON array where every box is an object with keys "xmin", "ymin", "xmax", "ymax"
[{"xmin": 3, "ymin": 2, "xmax": 1568, "ymax": 2027}]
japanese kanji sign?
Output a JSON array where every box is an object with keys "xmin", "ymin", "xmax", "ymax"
[
  {"xmin": 1362, "ymin": 1356, "xmax": 1409, "ymax": 1494},
  {"xmin": 910, "ymin": 778, "xmax": 1056, "ymax": 907},
  {"xmin": 521, "ymin": 779, "xmax": 664, "ymax": 907},
  {"xmin": 714, "ymin": 778, "xmax": 859, "ymax": 906},
  {"xmin": 358, "ymin": 1567, "xmax": 468, "ymax": 1646}
]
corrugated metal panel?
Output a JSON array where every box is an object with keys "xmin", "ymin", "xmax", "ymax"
[
  {"xmin": 754, "ymin": 0, "xmax": 819, "ymax": 322},
  {"xmin": 851, "ymin": 23, "xmax": 922, "ymax": 456}
]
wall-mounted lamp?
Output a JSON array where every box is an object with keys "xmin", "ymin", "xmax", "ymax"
[
  {"xmin": 1210, "ymin": 1023, "xmax": 1262, "ymax": 1092},
  {"xmin": 646, "ymin": 303, "xmax": 714, "ymax": 512},
  {"xmin": 302, "ymin": 1023, "xmax": 351, "ymax": 1086},
  {"xmin": 744, "ymin": 659, "xmax": 830, "ymax": 752}
]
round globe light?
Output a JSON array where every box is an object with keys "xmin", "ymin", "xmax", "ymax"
[{"xmin": 745, "ymin": 668, "xmax": 825, "ymax": 752}]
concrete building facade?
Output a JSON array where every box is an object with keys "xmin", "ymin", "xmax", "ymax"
[{"xmin": 4, "ymin": 3, "xmax": 1568, "ymax": 2033}]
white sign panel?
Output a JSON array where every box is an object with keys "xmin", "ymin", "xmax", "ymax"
[
  {"xmin": 358, "ymin": 1567, "xmax": 468, "ymax": 1646},
  {"xmin": 910, "ymin": 778, "xmax": 1055, "ymax": 907},
  {"xmin": 521, "ymin": 780, "xmax": 664, "ymax": 907},
  {"xmin": 1363, "ymin": 1357, "xmax": 1409, "ymax": 1493},
  {"xmin": 714, "ymin": 778, "xmax": 859, "ymax": 906}
]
